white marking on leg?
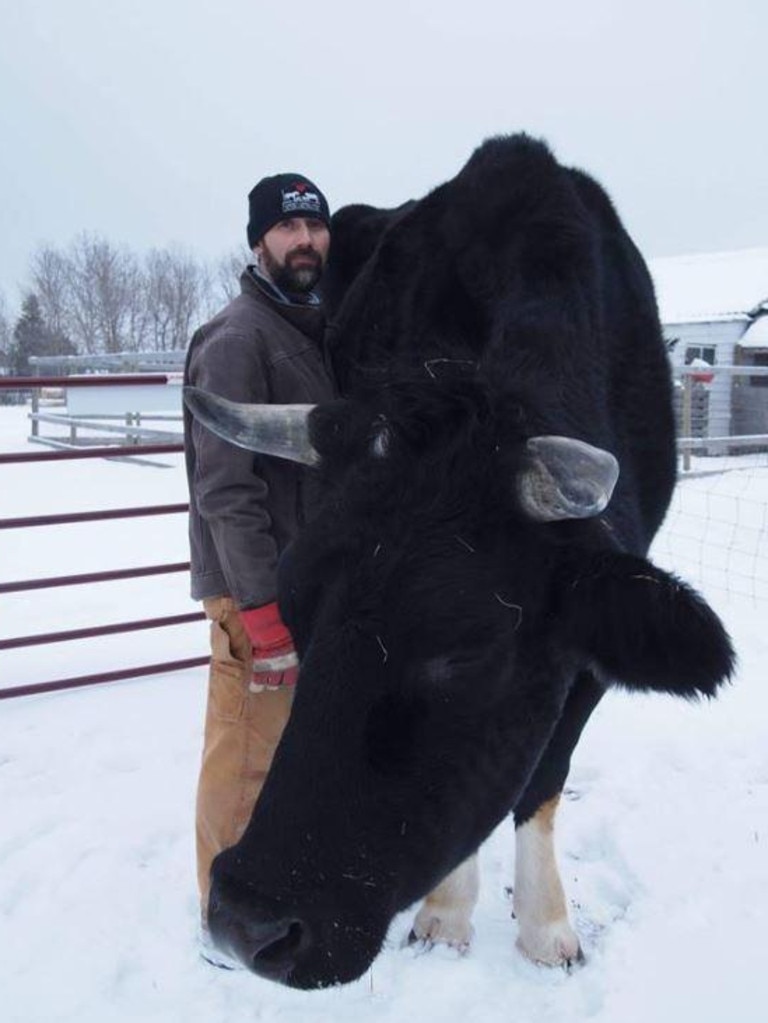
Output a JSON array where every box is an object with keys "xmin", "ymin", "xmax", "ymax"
[
  {"xmin": 410, "ymin": 854, "xmax": 479, "ymax": 951},
  {"xmin": 513, "ymin": 796, "xmax": 582, "ymax": 966}
]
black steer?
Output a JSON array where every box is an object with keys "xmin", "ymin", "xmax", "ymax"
[{"xmin": 185, "ymin": 134, "xmax": 734, "ymax": 988}]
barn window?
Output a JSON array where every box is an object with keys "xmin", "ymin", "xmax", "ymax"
[{"xmin": 685, "ymin": 345, "xmax": 716, "ymax": 366}]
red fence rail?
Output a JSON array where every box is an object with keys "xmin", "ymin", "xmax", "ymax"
[
  {"xmin": 4, "ymin": 374, "xmax": 174, "ymax": 389},
  {"xmin": 0, "ymin": 445, "xmax": 185, "ymax": 465},
  {"xmin": 0, "ymin": 374, "xmax": 208, "ymax": 700},
  {"xmin": 0, "ymin": 503, "xmax": 189, "ymax": 530},
  {"xmin": 0, "ymin": 561, "xmax": 192, "ymax": 595}
]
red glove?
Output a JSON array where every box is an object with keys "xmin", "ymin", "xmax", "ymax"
[{"xmin": 240, "ymin": 602, "xmax": 299, "ymax": 692}]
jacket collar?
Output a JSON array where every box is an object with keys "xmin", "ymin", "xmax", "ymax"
[{"xmin": 240, "ymin": 267, "xmax": 326, "ymax": 343}]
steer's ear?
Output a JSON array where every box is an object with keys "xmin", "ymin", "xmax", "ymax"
[{"xmin": 561, "ymin": 552, "xmax": 735, "ymax": 698}]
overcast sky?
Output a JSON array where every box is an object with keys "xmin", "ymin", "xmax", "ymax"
[{"xmin": 1, "ymin": 0, "xmax": 766, "ymax": 306}]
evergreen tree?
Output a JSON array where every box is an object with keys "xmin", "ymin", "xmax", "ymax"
[
  {"xmin": 0, "ymin": 292, "xmax": 11, "ymax": 372},
  {"xmin": 9, "ymin": 293, "xmax": 76, "ymax": 375}
]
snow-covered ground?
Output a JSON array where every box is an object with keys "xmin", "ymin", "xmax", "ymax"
[{"xmin": 1, "ymin": 404, "xmax": 767, "ymax": 1023}]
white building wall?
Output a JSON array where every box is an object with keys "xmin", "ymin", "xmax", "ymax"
[
  {"xmin": 663, "ymin": 319, "xmax": 747, "ymax": 441},
  {"xmin": 664, "ymin": 319, "xmax": 745, "ymax": 369}
]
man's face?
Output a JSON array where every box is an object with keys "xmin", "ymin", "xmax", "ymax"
[{"xmin": 256, "ymin": 217, "xmax": 331, "ymax": 294}]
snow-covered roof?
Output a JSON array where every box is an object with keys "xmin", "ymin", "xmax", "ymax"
[
  {"xmin": 648, "ymin": 247, "xmax": 768, "ymax": 325},
  {"xmin": 739, "ymin": 314, "xmax": 768, "ymax": 349}
]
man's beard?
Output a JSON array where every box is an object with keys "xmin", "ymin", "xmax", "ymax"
[{"xmin": 260, "ymin": 244, "xmax": 323, "ymax": 295}]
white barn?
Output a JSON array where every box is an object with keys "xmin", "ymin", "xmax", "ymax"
[{"xmin": 649, "ymin": 247, "xmax": 768, "ymax": 442}]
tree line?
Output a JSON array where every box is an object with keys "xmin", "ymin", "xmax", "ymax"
[{"xmin": 0, "ymin": 234, "xmax": 247, "ymax": 376}]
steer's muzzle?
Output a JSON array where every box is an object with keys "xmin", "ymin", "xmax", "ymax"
[
  {"xmin": 207, "ymin": 866, "xmax": 389, "ymax": 988},
  {"xmin": 208, "ymin": 883, "xmax": 311, "ymax": 983}
]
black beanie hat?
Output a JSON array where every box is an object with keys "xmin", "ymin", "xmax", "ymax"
[{"xmin": 246, "ymin": 173, "xmax": 331, "ymax": 248}]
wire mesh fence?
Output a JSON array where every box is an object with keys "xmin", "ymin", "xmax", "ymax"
[{"xmin": 658, "ymin": 364, "xmax": 768, "ymax": 604}]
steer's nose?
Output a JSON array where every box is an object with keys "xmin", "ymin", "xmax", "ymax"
[
  {"xmin": 208, "ymin": 881, "xmax": 312, "ymax": 982},
  {"xmin": 246, "ymin": 918, "xmax": 308, "ymax": 980}
]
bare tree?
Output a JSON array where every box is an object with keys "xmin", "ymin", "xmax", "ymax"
[
  {"xmin": 21, "ymin": 236, "xmax": 246, "ymax": 356},
  {"xmin": 143, "ymin": 247, "xmax": 208, "ymax": 350},
  {"xmin": 29, "ymin": 246, "xmax": 73, "ymax": 340},
  {"xmin": 65, "ymin": 234, "xmax": 141, "ymax": 353},
  {"xmin": 213, "ymin": 247, "xmax": 249, "ymax": 308}
]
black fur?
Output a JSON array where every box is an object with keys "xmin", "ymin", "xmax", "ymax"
[{"xmin": 207, "ymin": 134, "xmax": 735, "ymax": 988}]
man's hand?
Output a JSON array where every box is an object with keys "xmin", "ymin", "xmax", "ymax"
[{"xmin": 240, "ymin": 602, "xmax": 299, "ymax": 692}]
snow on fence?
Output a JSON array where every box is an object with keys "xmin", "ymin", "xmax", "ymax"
[{"xmin": 24, "ymin": 372, "xmax": 184, "ymax": 450}]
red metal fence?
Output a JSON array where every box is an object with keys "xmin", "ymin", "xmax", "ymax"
[{"xmin": 0, "ymin": 375, "xmax": 208, "ymax": 700}]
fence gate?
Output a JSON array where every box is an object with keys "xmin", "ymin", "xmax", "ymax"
[{"xmin": 0, "ymin": 375, "xmax": 207, "ymax": 700}]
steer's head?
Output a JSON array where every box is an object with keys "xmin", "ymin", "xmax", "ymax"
[{"xmin": 184, "ymin": 382, "xmax": 733, "ymax": 988}]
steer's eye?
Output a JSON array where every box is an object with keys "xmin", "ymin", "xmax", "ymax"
[
  {"xmin": 369, "ymin": 416, "xmax": 391, "ymax": 458},
  {"xmin": 419, "ymin": 650, "xmax": 490, "ymax": 687},
  {"xmin": 423, "ymin": 656, "xmax": 453, "ymax": 684},
  {"xmin": 413, "ymin": 638, "xmax": 515, "ymax": 704}
]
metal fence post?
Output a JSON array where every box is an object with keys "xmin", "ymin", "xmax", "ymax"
[{"xmin": 681, "ymin": 372, "xmax": 693, "ymax": 472}]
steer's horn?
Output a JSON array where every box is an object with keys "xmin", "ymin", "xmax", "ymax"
[
  {"xmin": 183, "ymin": 386, "xmax": 318, "ymax": 465},
  {"xmin": 518, "ymin": 435, "xmax": 619, "ymax": 521}
]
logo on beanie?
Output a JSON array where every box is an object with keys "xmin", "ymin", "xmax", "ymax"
[{"xmin": 281, "ymin": 181, "xmax": 323, "ymax": 216}]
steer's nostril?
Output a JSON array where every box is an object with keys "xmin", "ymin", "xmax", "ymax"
[{"xmin": 252, "ymin": 920, "xmax": 306, "ymax": 970}]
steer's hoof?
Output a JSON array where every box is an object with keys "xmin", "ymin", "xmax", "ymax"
[
  {"xmin": 516, "ymin": 920, "xmax": 584, "ymax": 971},
  {"xmin": 407, "ymin": 914, "xmax": 473, "ymax": 954}
]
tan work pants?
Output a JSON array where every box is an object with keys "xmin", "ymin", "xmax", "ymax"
[{"xmin": 196, "ymin": 596, "xmax": 294, "ymax": 911}]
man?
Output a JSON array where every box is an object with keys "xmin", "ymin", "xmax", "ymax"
[{"xmin": 183, "ymin": 173, "xmax": 335, "ymax": 926}]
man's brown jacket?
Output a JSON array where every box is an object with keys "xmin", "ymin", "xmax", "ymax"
[{"xmin": 184, "ymin": 269, "xmax": 335, "ymax": 609}]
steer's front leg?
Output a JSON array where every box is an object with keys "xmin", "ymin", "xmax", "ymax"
[
  {"xmin": 513, "ymin": 795, "xmax": 582, "ymax": 966},
  {"xmin": 409, "ymin": 854, "xmax": 479, "ymax": 951}
]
